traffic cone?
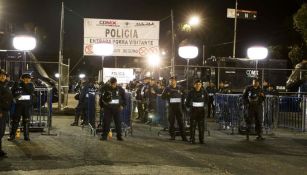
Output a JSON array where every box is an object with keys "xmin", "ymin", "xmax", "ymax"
[
  {"xmin": 108, "ymin": 130, "xmax": 112, "ymax": 140},
  {"xmin": 16, "ymin": 128, "xmax": 21, "ymax": 139}
]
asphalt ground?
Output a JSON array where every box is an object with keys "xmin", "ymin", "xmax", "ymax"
[{"xmin": 0, "ymin": 114, "xmax": 307, "ymax": 175}]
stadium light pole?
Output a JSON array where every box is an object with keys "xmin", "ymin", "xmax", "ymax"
[
  {"xmin": 178, "ymin": 39, "xmax": 199, "ymax": 90},
  {"xmin": 147, "ymin": 54, "xmax": 161, "ymax": 79},
  {"xmin": 93, "ymin": 43, "xmax": 114, "ymax": 82},
  {"xmin": 12, "ymin": 35, "xmax": 37, "ymax": 72},
  {"xmin": 247, "ymin": 46, "xmax": 268, "ymax": 70}
]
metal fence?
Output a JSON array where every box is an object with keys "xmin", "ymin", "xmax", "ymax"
[
  {"xmin": 8, "ymin": 88, "xmax": 53, "ymax": 132},
  {"xmin": 83, "ymin": 92, "xmax": 133, "ymax": 137},
  {"xmin": 214, "ymin": 93, "xmax": 307, "ymax": 134}
]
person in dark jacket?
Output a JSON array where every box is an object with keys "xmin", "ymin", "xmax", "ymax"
[
  {"xmin": 186, "ymin": 79, "xmax": 209, "ymax": 144},
  {"xmin": 99, "ymin": 77, "xmax": 126, "ymax": 141},
  {"xmin": 8, "ymin": 73, "xmax": 35, "ymax": 141},
  {"xmin": 243, "ymin": 78, "xmax": 265, "ymax": 141},
  {"xmin": 71, "ymin": 78, "xmax": 86, "ymax": 126},
  {"xmin": 161, "ymin": 76, "xmax": 188, "ymax": 141},
  {"xmin": 143, "ymin": 78, "xmax": 158, "ymax": 124},
  {"xmin": 0, "ymin": 69, "xmax": 13, "ymax": 157},
  {"xmin": 206, "ymin": 82, "xmax": 217, "ymax": 118},
  {"xmin": 135, "ymin": 77, "xmax": 150, "ymax": 121}
]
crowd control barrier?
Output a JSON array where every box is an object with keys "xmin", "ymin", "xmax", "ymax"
[
  {"xmin": 8, "ymin": 88, "xmax": 53, "ymax": 133},
  {"xmin": 85, "ymin": 92, "xmax": 133, "ymax": 137},
  {"xmin": 214, "ymin": 93, "xmax": 307, "ymax": 134},
  {"xmin": 214, "ymin": 93, "xmax": 244, "ymax": 134}
]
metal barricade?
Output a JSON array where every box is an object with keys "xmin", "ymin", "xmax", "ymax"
[
  {"xmin": 214, "ymin": 93, "xmax": 243, "ymax": 134},
  {"xmin": 32, "ymin": 88, "xmax": 53, "ymax": 132},
  {"xmin": 277, "ymin": 95, "xmax": 306, "ymax": 131},
  {"xmin": 215, "ymin": 93, "xmax": 307, "ymax": 134},
  {"xmin": 87, "ymin": 92, "xmax": 133, "ymax": 137}
]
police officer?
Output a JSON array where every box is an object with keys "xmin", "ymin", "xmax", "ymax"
[
  {"xmin": 243, "ymin": 78, "xmax": 265, "ymax": 141},
  {"xmin": 79, "ymin": 77, "xmax": 97, "ymax": 127},
  {"xmin": 8, "ymin": 73, "xmax": 35, "ymax": 141},
  {"xmin": 143, "ymin": 77, "xmax": 157, "ymax": 123},
  {"xmin": 99, "ymin": 77, "xmax": 126, "ymax": 141},
  {"xmin": 206, "ymin": 82, "xmax": 217, "ymax": 118},
  {"xmin": 0, "ymin": 69, "xmax": 13, "ymax": 157},
  {"xmin": 186, "ymin": 79, "xmax": 208, "ymax": 144},
  {"xmin": 162, "ymin": 76, "xmax": 188, "ymax": 141},
  {"xmin": 135, "ymin": 77, "xmax": 150, "ymax": 120},
  {"xmin": 71, "ymin": 78, "xmax": 86, "ymax": 126}
]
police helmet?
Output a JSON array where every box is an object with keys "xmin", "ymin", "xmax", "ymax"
[
  {"xmin": 194, "ymin": 79, "xmax": 202, "ymax": 84},
  {"xmin": 0, "ymin": 69, "xmax": 7, "ymax": 76},
  {"xmin": 169, "ymin": 76, "xmax": 177, "ymax": 80},
  {"xmin": 21, "ymin": 73, "xmax": 32, "ymax": 79},
  {"xmin": 109, "ymin": 77, "xmax": 117, "ymax": 84}
]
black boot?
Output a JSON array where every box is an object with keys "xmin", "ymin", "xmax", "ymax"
[
  {"xmin": 0, "ymin": 141, "xmax": 7, "ymax": 158},
  {"xmin": 189, "ymin": 120, "xmax": 196, "ymax": 144},
  {"xmin": 23, "ymin": 121, "xmax": 30, "ymax": 141},
  {"xmin": 199, "ymin": 120, "xmax": 205, "ymax": 144},
  {"xmin": 8, "ymin": 122, "xmax": 18, "ymax": 141}
]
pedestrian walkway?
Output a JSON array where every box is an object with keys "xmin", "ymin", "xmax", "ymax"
[{"xmin": 1, "ymin": 115, "xmax": 307, "ymax": 175}]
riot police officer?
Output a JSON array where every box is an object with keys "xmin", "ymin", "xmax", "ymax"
[
  {"xmin": 135, "ymin": 77, "xmax": 150, "ymax": 121},
  {"xmin": 162, "ymin": 76, "xmax": 188, "ymax": 141},
  {"xmin": 243, "ymin": 78, "xmax": 265, "ymax": 141},
  {"xmin": 99, "ymin": 77, "xmax": 126, "ymax": 141},
  {"xmin": 71, "ymin": 78, "xmax": 86, "ymax": 126},
  {"xmin": 8, "ymin": 73, "xmax": 35, "ymax": 141},
  {"xmin": 143, "ymin": 77, "xmax": 157, "ymax": 123},
  {"xmin": 0, "ymin": 69, "xmax": 13, "ymax": 157},
  {"xmin": 206, "ymin": 82, "xmax": 217, "ymax": 118},
  {"xmin": 186, "ymin": 79, "xmax": 208, "ymax": 144}
]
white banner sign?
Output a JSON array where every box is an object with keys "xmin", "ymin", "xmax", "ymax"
[
  {"xmin": 84, "ymin": 18, "xmax": 160, "ymax": 57},
  {"xmin": 103, "ymin": 68, "xmax": 134, "ymax": 84}
]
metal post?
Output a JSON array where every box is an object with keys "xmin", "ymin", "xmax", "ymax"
[
  {"xmin": 58, "ymin": 2, "xmax": 64, "ymax": 111},
  {"xmin": 202, "ymin": 44, "xmax": 205, "ymax": 66},
  {"xmin": 101, "ymin": 56, "xmax": 104, "ymax": 80},
  {"xmin": 171, "ymin": 9, "xmax": 175, "ymax": 76},
  {"xmin": 232, "ymin": 0, "xmax": 238, "ymax": 58},
  {"xmin": 186, "ymin": 59, "xmax": 190, "ymax": 90},
  {"xmin": 261, "ymin": 68, "xmax": 264, "ymax": 88}
]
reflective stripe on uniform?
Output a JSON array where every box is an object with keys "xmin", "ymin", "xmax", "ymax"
[
  {"xmin": 109, "ymin": 99, "xmax": 119, "ymax": 104},
  {"xmin": 192, "ymin": 102, "xmax": 204, "ymax": 107},
  {"xmin": 18, "ymin": 95, "xmax": 31, "ymax": 101},
  {"xmin": 170, "ymin": 98, "xmax": 181, "ymax": 103}
]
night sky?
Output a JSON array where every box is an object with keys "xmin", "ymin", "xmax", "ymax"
[{"xmin": 0, "ymin": 0, "xmax": 306, "ymax": 77}]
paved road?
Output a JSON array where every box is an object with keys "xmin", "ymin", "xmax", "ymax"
[{"xmin": 1, "ymin": 116, "xmax": 307, "ymax": 175}]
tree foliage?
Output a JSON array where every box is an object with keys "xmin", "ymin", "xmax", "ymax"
[
  {"xmin": 288, "ymin": 45, "xmax": 304, "ymax": 66},
  {"xmin": 294, "ymin": 3, "xmax": 307, "ymax": 44}
]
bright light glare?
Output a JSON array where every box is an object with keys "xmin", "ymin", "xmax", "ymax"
[
  {"xmin": 188, "ymin": 16, "xmax": 200, "ymax": 26},
  {"xmin": 79, "ymin": 73, "xmax": 86, "ymax": 79},
  {"xmin": 178, "ymin": 46, "xmax": 199, "ymax": 59},
  {"xmin": 93, "ymin": 43, "xmax": 114, "ymax": 56},
  {"xmin": 149, "ymin": 115, "xmax": 154, "ymax": 119},
  {"xmin": 13, "ymin": 36, "xmax": 36, "ymax": 50},
  {"xmin": 55, "ymin": 73, "xmax": 60, "ymax": 78},
  {"xmin": 147, "ymin": 54, "xmax": 161, "ymax": 67},
  {"xmin": 247, "ymin": 46, "xmax": 268, "ymax": 60}
]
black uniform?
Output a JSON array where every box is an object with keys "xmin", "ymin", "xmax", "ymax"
[
  {"xmin": 206, "ymin": 86, "xmax": 217, "ymax": 118},
  {"xmin": 135, "ymin": 83, "xmax": 145, "ymax": 120},
  {"xmin": 143, "ymin": 83, "xmax": 157, "ymax": 123},
  {"xmin": 162, "ymin": 85, "xmax": 187, "ymax": 141},
  {"xmin": 71, "ymin": 82, "xmax": 84, "ymax": 126},
  {"xmin": 0, "ymin": 81, "xmax": 13, "ymax": 156},
  {"xmin": 186, "ymin": 88, "xmax": 208, "ymax": 144},
  {"xmin": 9, "ymin": 81, "xmax": 35, "ymax": 140},
  {"xmin": 243, "ymin": 85, "xmax": 265, "ymax": 139},
  {"xmin": 99, "ymin": 84, "xmax": 126, "ymax": 140}
]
